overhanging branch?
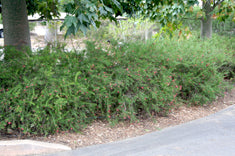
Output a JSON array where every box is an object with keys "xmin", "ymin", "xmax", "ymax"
[
  {"xmin": 28, "ymin": 19, "xmax": 64, "ymax": 22},
  {"xmin": 181, "ymin": 17, "xmax": 201, "ymax": 20},
  {"xmin": 213, "ymin": 0, "xmax": 225, "ymax": 9}
]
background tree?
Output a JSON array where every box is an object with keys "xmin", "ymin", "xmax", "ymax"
[
  {"xmin": 134, "ymin": 0, "xmax": 234, "ymax": 38},
  {"xmin": 199, "ymin": 0, "xmax": 234, "ymax": 38},
  {"xmin": 61, "ymin": 0, "xmax": 234, "ymax": 39},
  {"xmin": 1, "ymin": 0, "xmax": 122, "ymax": 52},
  {"xmin": 1, "ymin": 0, "xmax": 234, "ymax": 53}
]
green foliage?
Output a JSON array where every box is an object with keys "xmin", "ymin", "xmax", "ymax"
[
  {"xmin": 162, "ymin": 35, "xmax": 234, "ymax": 104},
  {"xmin": 107, "ymin": 18, "xmax": 159, "ymax": 42},
  {"xmin": 0, "ymin": 48, "xmax": 91, "ymax": 135},
  {"xmin": 0, "ymin": 35, "xmax": 234, "ymax": 135},
  {"xmin": 153, "ymin": 22, "xmax": 192, "ymax": 40},
  {"xmin": 85, "ymin": 17, "xmax": 160, "ymax": 42},
  {"xmin": 26, "ymin": 0, "xmax": 60, "ymax": 19},
  {"xmin": 0, "ymin": 14, "xmax": 2, "ymax": 24},
  {"xmin": 29, "ymin": 22, "xmax": 37, "ymax": 31},
  {"xmin": 58, "ymin": 0, "xmax": 198, "ymax": 37},
  {"xmin": 216, "ymin": 0, "xmax": 235, "ymax": 22},
  {"xmin": 60, "ymin": 0, "xmax": 122, "ymax": 38},
  {"xmin": 86, "ymin": 20, "xmax": 111, "ymax": 41}
]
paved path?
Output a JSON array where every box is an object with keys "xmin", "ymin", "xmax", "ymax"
[
  {"xmin": 0, "ymin": 105, "xmax": 234, "ymax": 156},
  {"xmin": 46, "ymin": 105, "xmax": 235, "ymax": 156}
]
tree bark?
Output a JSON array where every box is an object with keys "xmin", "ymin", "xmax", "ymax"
[
  {"xmin": 2, "ymin": 0, "xmax": 31, "ymax": 51},
  {"xmin": 200, "ymin": 0, "xmax": 214, "ymax": 39},
  {"xmin": 201, "ymin": 13, "xmax": 213, "ymax": 39}
]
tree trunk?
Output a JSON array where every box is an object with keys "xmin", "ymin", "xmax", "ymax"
[
  {"xmin": 2, "ymin": 0, "xmax": 31, "ymax": 51},
  {"xmin": 201, "ymin": 13, "xmax": 213, "ymax": 39},
  {"xmin": 200, "ymin": 0, "xmax": 213, "ymax": 39}
]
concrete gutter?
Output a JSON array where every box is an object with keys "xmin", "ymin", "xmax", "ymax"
[{"xmin": 0, "ymin": 140, "xmax": 71, "ymax": 156}]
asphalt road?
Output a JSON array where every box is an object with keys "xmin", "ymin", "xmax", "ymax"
[{"xmin": 45, "ymin": 105, "xmax": 235, "ymax": 156}]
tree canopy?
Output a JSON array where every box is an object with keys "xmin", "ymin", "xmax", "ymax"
[
  {"xmin": 1, "ymin": 0, "xmax": 234, "ymax": 51},
  {"xmin": 57, "ymin": 0, "xmax": 235, "ymax": 38}
]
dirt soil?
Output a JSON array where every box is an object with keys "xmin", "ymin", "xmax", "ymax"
[{"xmin": 0, "ymin": 34, "xmax": 235, "ymax": 150}]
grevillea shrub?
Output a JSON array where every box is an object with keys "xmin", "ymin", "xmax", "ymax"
[
  {"xmin": 151, "ymin": 35, "xmax": 234, "ymax": 105},
  {"xmin": 0, "ymin": 35, "xmax": 234, "ymax": 135},
  {"xmin": 0, "ymin": 48, "xmax": 93, "ymax": 135}
]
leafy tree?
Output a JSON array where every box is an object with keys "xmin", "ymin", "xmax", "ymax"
[
  {"xmin": 61, "ymin": 0, "xmax": 234, "ymax": 39},
  {"xmin": 1, "ymin": 0, "xmax": 60, "ymax": 52},
  {"xmin": 1, "ymin": 0, "xmax": 122, "ymax": 52},
  {"xmin": 1, "ymin": 0, "xmax": 234, "ymax": 54},
  {"xmin": 60, "ymin": 0, "xmax": 123, "ymax": 38},
  {"xmin": 126, "ymin": 0, "xmax": 234, "ymax": 39},
  {"xmin": 198, "ymin": 0, "xmax": 235, "ymax": 38}
]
